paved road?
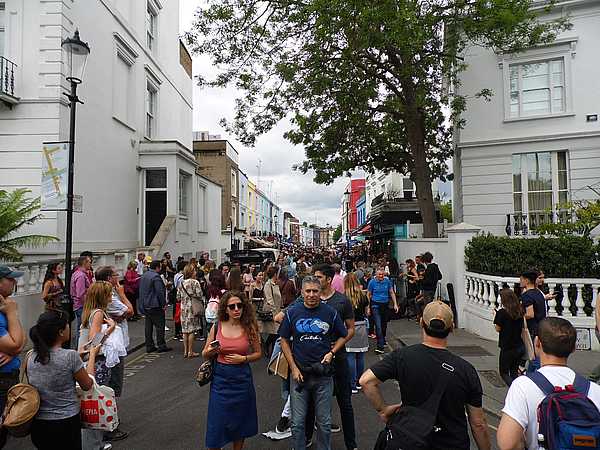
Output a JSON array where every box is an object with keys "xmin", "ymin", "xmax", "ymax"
[
  {"xmin": 10, "ymin": 334, "xmax": 500, "ymax": 449},
  {"xmin": 111, "ymin": 335, "xmax": 500, "ymax": 450}
]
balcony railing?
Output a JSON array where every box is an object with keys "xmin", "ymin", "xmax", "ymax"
[
  {"xmin": 505, "ymin": 210, "xmax": 571, "ymax": 236},
  {"xmin": 0, "ymin": 55, "xmax": 18, "ymax": 105}
]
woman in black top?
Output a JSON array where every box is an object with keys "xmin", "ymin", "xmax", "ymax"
[
  {"xmin": 344, "ymin": 273, "xmax": 369, "ymax": 393},
  {"xmin": 493, "ymin": 289, "xmax": 525, "ymax": 386}
]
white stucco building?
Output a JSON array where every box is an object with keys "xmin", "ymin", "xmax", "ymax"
[
  {"xmin": 365, "ymin": 171, "xmax": 416, "ymax": 216},
  {"xmin": 454, "ymin": 0, "xmax": 600, "ymax": 235},
  {"xmin": 0, "ymin": 0, "xmax": 228, "ymax": 261}
]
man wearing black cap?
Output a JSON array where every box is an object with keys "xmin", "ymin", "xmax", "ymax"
[
  {"xmin": 360, "ymin": 301, "xmax": 491, "ymax": 450},
  {"xmin": 0, "ymin": 265, "xmax": 26, "ymax": 447}
]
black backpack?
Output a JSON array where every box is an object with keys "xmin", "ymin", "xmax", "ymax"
[{"xmin": 374, "ymin": 362, "xmax": 453, "ymax": 450}]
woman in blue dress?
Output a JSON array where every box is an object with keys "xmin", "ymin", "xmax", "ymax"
[{"xmin": 203, "ymin": 290, "xmax": 261, "ymax": 450}]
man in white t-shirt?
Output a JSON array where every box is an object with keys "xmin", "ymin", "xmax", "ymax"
[{"xmin": 497, "ymin": 317, "xmax": 600, "ymax": 450}]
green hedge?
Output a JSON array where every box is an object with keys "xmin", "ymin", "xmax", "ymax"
[{"xmin": 464, "ymin": 234, "xmax": 600, "ymax": 278}]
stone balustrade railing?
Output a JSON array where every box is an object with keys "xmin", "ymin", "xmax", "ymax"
[{"xmin": 464, "ymin": 271, "xmax": 599, "ymax": 350}]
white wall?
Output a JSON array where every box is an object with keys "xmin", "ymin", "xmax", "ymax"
[
  {"xmin": 0, "ymin": 0, "xmax": 196, "ymax": 257},
  {"xmin": 455, "ymin": 1, "xmax": 600, "ymax": 234}
]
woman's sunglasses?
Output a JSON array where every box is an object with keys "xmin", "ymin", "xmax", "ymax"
[{"xmin": 227, "ymin": 303, "xmax": 244, "ymax": 311}]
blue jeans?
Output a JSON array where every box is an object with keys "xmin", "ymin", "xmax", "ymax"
[
  {"xmin": 371, "ymin": 303, "xmax": 388, "ymax": 349},
  {"xmin": 347, "ymin": 352, "xmax": 365, "ymax": 389},
  {"xmin": 71, "ymin": 308, "xmax": 82, "ymax": 350},
  {"xmin": 290, "ymin": 375, "xmax": 333, "ymax": 450}
]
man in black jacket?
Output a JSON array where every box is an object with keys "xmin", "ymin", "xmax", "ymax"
[
  {"xmin": 421, "ymin": 252, "xmax": 442, "ymax": 306},
  {"xmin": 139, "ymin": 260, "xmax": 172, "ymax": 353}
]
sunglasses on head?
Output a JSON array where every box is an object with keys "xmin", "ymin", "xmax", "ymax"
[{"xmin": 227, "ymin": 302, "xmax": 244, "ymax": 311}]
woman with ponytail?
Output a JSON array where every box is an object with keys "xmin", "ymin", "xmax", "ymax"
[{"xmin": 27, "ymin": 309, "xmax": 100, "ymax": 449}]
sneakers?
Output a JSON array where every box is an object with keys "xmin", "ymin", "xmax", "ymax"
[
  {"xmin": 375, "ymin": 348, "xmax": 384, "ymax": 354},
  {"xmin": 368, "ymin": 333, "xmax": 376, "ymax": 339},
  {"xmin": 156, "ymin": 347, "xmax": 173, "ymax": 353},
  {"xmin": 306, "ymin": 439, "xmax": 313, "ymax": 448},
  {"xmin": 146, "ymin": 346, "xmax": 158, "ymax": 353},
  {"xmin": 164, "ymin": 326, "xmax": 170, "ymax": 331},
  {"xmin": 102, "ymin": 444, "xmax": 112, "ymax": 450},
  {"xmin": 351, "ymin": 388, "xmax": 359, "ymax": 394},
  {"xmin": 105, "ymin": 428, "xmax": 128, "ymax": 441},
  {"xmin": 356, "ymin": 385, "xmax": 362, "ymax": 391},
  {"xmin": 276, "ymin": 416, "xmax": 290, "ymax": 433}
]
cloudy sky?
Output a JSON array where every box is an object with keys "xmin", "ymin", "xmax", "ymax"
[{"xmin": 179, "ymin": 1, "xmax": 349, "ymax": 227}]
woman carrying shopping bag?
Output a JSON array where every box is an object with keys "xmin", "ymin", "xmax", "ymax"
[{"xmin": 27, "ymin": 309, "xmax": 101, "ymax": 449}]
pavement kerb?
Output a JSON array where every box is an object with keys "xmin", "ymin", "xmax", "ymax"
[{"xmin": 386, "ymin": 324, "xmax": 504, "ymax": 421}]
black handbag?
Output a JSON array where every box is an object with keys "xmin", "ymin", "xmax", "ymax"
[
  {"xmin": 374, "ymin": 363, "xmax": 452, "ymax": 450},
  {"xmin": 195, "ymin": 322, "xmax": 219, "ymax": 387},
  {"xmin": 256, "ymin": 310, "xmax": 274, "ymax": 322}
]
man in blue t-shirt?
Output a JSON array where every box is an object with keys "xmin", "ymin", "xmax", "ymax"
[
  {"xmin": 0, "ymin": 265, "xmax": 26, "ymax": 447},
  {"xmin": 279, "ymin": 275, "xmax": 348, "ymax": 450},
  {"xmin": 367, "ymin": 268, "xmax": 398, "ymax": 353}
]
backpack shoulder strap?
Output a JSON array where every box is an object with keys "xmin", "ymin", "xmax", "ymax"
[
  {"xmin": 573, "ymin": 373, "xmax": 591, "ymax": 396},
  {"xmin": 420, "ymin": 362, "xmax": 453, "ymax": 415},
  {"xmin": 527, "ymin": 371, "xmax": 555, "ymax": 396}
]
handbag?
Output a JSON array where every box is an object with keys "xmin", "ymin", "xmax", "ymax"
[
  {"xmin": 77, "ymin": 376, "xmax": 119, "ymax": 431},
  {"xmin": 521, "ymin": 317, "xmax": 536, "ymax": 361},
  {"xmin": 375, "ymin": 363, "xmax": 452, "ymax": 450},
  {"xmin": 181, "ymin": 281, "xmax": 205, "ymax": 317},
  {"xmin": 268, "ymin": 349, "xmax": 289, "ymax": 380},
  {"xmin": 257, "ymin": 282, "xmax": 276, "ymax": 321},
  {"xmin": 196, "ymin": 322, "xmax": 219, "ymax": 387},
  {"xmin": 1, "ymin": 351, "xmax": 40, "ymax": 437}
]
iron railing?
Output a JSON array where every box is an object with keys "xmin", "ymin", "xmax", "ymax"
[{"xmin": 0, "ymin": 55, "xmax": 17, "ymax": 98}]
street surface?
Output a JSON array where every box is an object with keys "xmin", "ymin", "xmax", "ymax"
[
  {"xmin": 113, "ymin": 336, "xmax": 500, "ymax": 450},
  {"xmin": 10, "ymin": 335, "xmax": 500, "ymax": 450}
]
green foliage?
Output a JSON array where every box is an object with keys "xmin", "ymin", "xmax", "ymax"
[
  {"xmin": 185, "ymin": 0, "xmax": 570, "ymax": 236},
  {"xmin": 0, "ymin": 189, "xmax": 58, "ymax": 261},
  {"xmin": 440, "ymin": 201, "xmax": 453, "ymax": 223},
  {"xmin": 537, "ymin": 200, "xmax": 600, "ymax": 238},
  {"xmin": 333, "ymin": 224, "xmax": 342, "ymax": 242},
  {"xmin": 465, "ymin": 234, "xmax": 600, "ymax": 278}
]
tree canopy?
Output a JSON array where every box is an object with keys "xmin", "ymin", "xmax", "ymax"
[{"xmin": 185, "ymin": 0, "xmax": 570, "ymax": 236}]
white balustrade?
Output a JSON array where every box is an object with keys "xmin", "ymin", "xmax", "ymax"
[{"xmin": 464, "ymin": 271, "xmax": 599, "ymax": 349}]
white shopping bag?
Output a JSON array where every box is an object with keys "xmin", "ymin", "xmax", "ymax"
[{"xmin": 77, "ymin": 377, "xmax": 119, "ymax": 432}]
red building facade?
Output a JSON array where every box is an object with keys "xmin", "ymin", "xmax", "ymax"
[{"xmin": 344, "ymin": 179, "xmax": 365, "ymax": 232}]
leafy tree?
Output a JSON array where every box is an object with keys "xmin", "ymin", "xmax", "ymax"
[
  {"xmin": 0, "ymin": 189, "xmax": 58, "ymax": 261},
  {"xmin": 537, "ymin": 200, "xmax": 600, "ymax": 238},
  {"xmin": 185, "ymin": 0, "xmax": 569, "ymax": 237},
  {"xmin": 333, "ymin": 223, "xmax": 342, "ymax": 242},
  {"xmin": 440, "ymin": 201, "xmax": 453, "ymax": 223}
]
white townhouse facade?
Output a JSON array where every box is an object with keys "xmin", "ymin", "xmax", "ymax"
[
  {"xmin": 454, "ymin": 0, "xmax": 600, "ymax": 235},
  {"xmin": 0, "ymin": 0, "xmax": 227, "ymax": 261},
  {"xmin": 365, "ymin": 171, "xmax": 416, "ymax": 216}
]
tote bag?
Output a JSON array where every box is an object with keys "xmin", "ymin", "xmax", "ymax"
[
  {"xmin": 77, "ymin": 377, "xmax": 119, "ymax": 432},
  {"xmin": 521, "ymin": 317, "xmax": 536, "ymax": 361}
]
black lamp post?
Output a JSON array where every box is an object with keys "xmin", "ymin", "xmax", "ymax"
[{"xmin": 61, "ymin": 30, "xmax": 90, "ymax": 309}]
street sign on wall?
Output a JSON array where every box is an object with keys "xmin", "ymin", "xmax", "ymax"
[
  {"xmin": 40, "ymin": 141, "xmax": 69, "ymax": 211},
  {"xmin": 575, "ymin": 328, "xmax": 591, "ymax": 351}
]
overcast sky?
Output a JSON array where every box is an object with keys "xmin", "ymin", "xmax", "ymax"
[{"xmin": 179, "ymin": 0, "xmax": 348, "ymax": 227}]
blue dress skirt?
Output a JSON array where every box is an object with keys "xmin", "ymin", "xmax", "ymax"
[{"xmin": 205, "ymin": 361, "xmax": 258, "ymax": 448}]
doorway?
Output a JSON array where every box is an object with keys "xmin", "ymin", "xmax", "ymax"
[{"xmin": 144, "ymin": 169, "xmax": 167, "ymax": 246}]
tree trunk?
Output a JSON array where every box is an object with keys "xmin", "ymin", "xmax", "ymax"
[{"xmin": 405, "ymin": 113, "xmax": 438, "ymax": 238}]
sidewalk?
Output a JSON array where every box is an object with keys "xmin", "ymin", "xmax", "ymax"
[{"xmin": 386, "ymin": 318, "xmax": 599, "ymax": 419}]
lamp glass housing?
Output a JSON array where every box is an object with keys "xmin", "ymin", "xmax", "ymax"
[{"xmin": 62, "ymin": 30, "xmax": 90, "ymax": 84}]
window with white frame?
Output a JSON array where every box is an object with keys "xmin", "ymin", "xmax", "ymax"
[
  {"xmin": 146, "ymin": 1, "xmax": 158, "ymax": 51},
  {"xmin": 512, "ymin": 151, "xmax": 569, "ymax": 231},
  {"xmin": 178, "ymin": 172, "xmax": 190, "ymax": 216},
  {"xmin": 0, "ymin": 3, "xmax": 5, "ymax": 56},
  {"xmin": 113, "ymin": 44, "xmax": 135, "ymax": 126},
  {"xmin": 198, "ymin": 183, "xmax": 206, "ymax": 231},
  {"xmin": 145, "ymin": 80, "xmax": 157, "ymax": 138},
  {"xmin": 509, "ymin": 58, "xmax": 565, "ymax": 119}
]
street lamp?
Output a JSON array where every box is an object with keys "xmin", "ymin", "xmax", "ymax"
[
  {"xmin": 344, "ymin": 189, "xmax": 351, "ymax": 253},
  {"xmin": 61, "ymin": 30, "xmax": 90, "ymax": 321}
]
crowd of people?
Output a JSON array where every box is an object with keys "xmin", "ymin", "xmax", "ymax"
[{"xmin": 0, "ymin": 243, "xmax": 599, "ymax": 450}]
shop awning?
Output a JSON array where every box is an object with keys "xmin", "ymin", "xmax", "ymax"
[{"xmin": 353, "ymin": 223, "xmax": 372, "ymax": 235}]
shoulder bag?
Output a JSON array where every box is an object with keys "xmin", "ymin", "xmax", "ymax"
[
  {"xmin": 521, "ymin": 317, "xmax": 535, "ymax": 361},
  {"xmin": 257, "ymin": 283, "xmax": 275, "ymax": 322},
  {"xmin": 2, "ymin": 351, "xmax": 40, "ymax": 437},
  {"xmin": 196, "ymin": 322, "xmax": 219, "ymax": 387},
  {"xmin": 374, "ymin": 362, "xmax": 452, "ymax": 450},
  {"xmin": 181, "ymin": 280, "xmax": 205, "ymax": 317}
]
